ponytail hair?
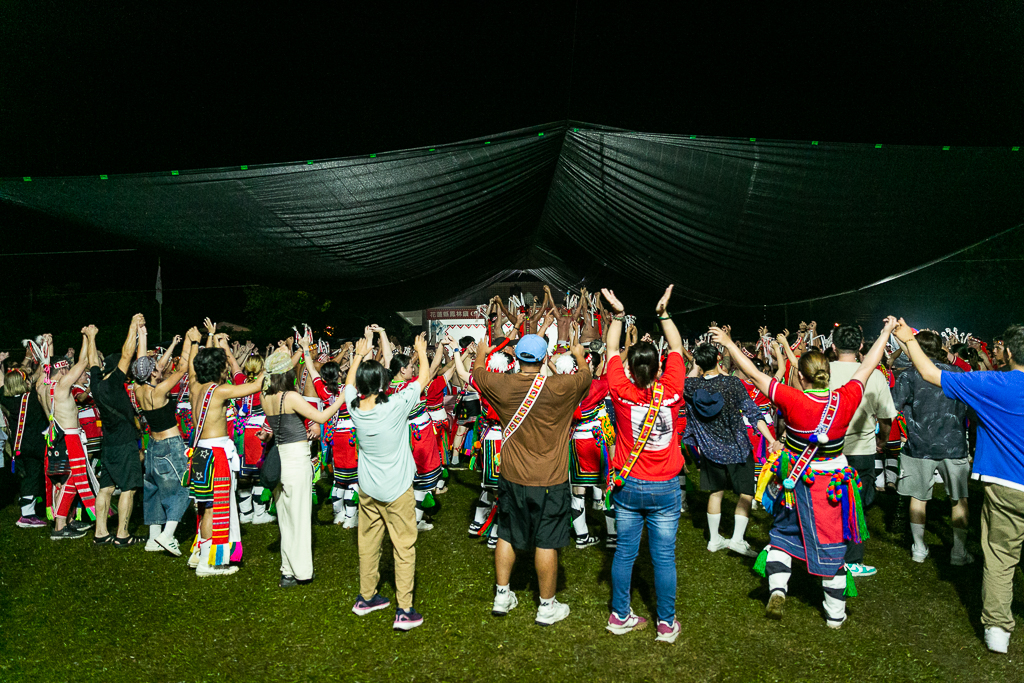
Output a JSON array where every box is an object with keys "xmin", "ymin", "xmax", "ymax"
[
  {"xmin": 626, "ymin": 341, "xmax": 661, "ymax": 389},
  {"xmin": 798, "ymin": 350, "xmax": 831, "ymax": 390},
  {"xmin": 242, "ymin": 354, "xmax": 264, "ymax": 383},
  {"xmin": 320, "ymin": 361, "xmax": 341, "ymax": 395},
  {"xmin": 353, "ymin": 360, "xmax": 390, "ymax": 409},
  {"xmin": 389, "ymin": 353, "xmax": 411, "ymax": 382}
]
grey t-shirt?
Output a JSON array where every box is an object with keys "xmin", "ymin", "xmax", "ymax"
[{"xmin": 345, "ymin": 381, "xmax": 421, "ymax": 503}]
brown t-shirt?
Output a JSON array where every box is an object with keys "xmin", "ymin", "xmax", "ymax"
[{"xmin": 472, "ymin": 367, "xmax": 592, "ymax": 487}]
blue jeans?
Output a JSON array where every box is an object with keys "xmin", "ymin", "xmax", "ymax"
[
  {"xmin": 611, "ymin": 476, "xmax": 681, "ymax": 624},
  {"xmin": 143, "ymin": 436, "xmax": 189, "ymax": 525}
]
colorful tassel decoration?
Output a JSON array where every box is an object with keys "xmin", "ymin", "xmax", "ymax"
[
  {"xmin": 753, "ymin": 547, "xmax": 768, "ymax": 577},
  {"xmin": 844, "ymin": 571, "xmax": 858, "ymax": 597}
]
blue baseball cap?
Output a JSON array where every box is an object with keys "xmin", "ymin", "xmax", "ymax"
[{"xmin": 515, "ymin": 334, "xmax": 549, "ymax": 363}]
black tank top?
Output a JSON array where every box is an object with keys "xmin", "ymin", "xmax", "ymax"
[
  {"xmin": 142, "ymin": 400, "xmax": 178, "ymax": 433},
  {"xmin": 267, "ymin": 392, "xmax": 308, "ymax": 444}
]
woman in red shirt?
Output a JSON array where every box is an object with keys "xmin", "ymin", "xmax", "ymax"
[
  {"xmin": 602, "ymin": 285, "xmax": 687, "ymax": 644},
  {"xmin": 710, "ymin": 316, "xmax": 897, "ymax": 629}
]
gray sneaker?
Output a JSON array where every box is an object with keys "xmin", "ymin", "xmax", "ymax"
[{"xmin": 50, "ymin": 526, "xmax": 87, "ymax": 541}]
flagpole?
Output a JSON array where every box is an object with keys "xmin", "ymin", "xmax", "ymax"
[{"xmin": 158, "ymin": 257, "xmax": 163, "ymax": 340}]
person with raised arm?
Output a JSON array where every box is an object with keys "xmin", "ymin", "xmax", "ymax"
[
  {"xmin": 90, "ymin": 314, "xmax": 146, "ymax": 547},
  {"xmin": 185, "ymin": 328, "xmax": 265, "ymax": 576},
  {"xmin": 261, "ymin": 341, "xmax": 343, "ymax": 588},
  {"xmin": 38, "ymin": 327, "xmax": 98, "ymax": 539},
  {"xmin": 346, "ymin": 333, "xmax": 429, "ymax": 631},
  {"xmin": 709, "ymin": 315, "xmax": 898, "ymax": 630},
  {"xmin": 134, "ymin": 327, "xmax": 196, "ymax": 556},
  {"xmin": 601, "ymin": 286, "xmax": 687, "ymax": 644},
  {"xmin": 473, "ymin": 325, "xmax": 591, "ymax": 626},
  {"xmin": 894, "ymin": 320, "xmax": 1024, "ymax": 654},
  {"xmin": 2, "ymin": 349, "xmax": 50, "ymax": 530}
]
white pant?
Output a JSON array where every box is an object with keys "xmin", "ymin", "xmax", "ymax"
[{"xmin": 274, "ymin": 442, "xmax": 314, "ymax": 580}]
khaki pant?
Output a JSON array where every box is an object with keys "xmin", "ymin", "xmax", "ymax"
[
  {"xmin": 358, "ymin": 486, "xmax": 417, "ymax": 610},
  {"xmin": 981, "ymin": 482, "xmax": 1024, "ymax": 632}
]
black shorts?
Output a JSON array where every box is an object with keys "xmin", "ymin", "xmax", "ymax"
[
  {"xmin": 700, "ymin": 458, "xmax": 754, "ymax": 495},
  {"xmin": 98, "ymin": 442, "xmax": 144, "ymax": 490},
  {"xmin": 497, "ymin": 477, "xmax": 571, "ymax": 550}
]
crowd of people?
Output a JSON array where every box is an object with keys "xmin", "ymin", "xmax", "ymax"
[{"xmin": 1, "ymin": 284, "xmax": 1022, "ymax": 652}]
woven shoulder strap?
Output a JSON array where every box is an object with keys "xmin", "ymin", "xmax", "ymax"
[
  {"xmin": 501, "ymin": 374, "xmax": 547, "ymax": 443},
  {"xmin": 606, "ymin": 382, "xmax": 664, "ymax": 500},
  {"xmin": 190, "ymin": 384, "xmax": 218, "ymax": 447}
]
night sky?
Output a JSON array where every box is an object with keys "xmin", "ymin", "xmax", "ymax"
[{"xmin": 1, "ymin": 3, "xmax": 1022, "ymax": 343}]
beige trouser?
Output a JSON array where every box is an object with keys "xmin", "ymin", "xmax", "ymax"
[
  {"xmin": 359, "ymin": 486, "xmax": 417, "ymax": 609},
  {"xmin": 981, "ymin": 482, "xmax": 1024, "ymax": 632},
  {"xmin": 274, "ymin": 442, "xmax": 314, "ymax": 581}
]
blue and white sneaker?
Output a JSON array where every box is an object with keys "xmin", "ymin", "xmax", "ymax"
[
  {"xmin": 393, "ymin": 607, "xmax": 424, "ymax": 631},
  {"xmin": 352, "ymin": 594, "xmax": 391, "ymax": 616}
]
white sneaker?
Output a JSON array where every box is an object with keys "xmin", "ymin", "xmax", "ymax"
[
  {"xmin": 196, "ymin": 562, "xmax": 240, "ymax": 577},
  {"xmin": 846, "ymin": 562, "xmax": 877, "ymax": 577},
  {"xmin": 826, "ymin": 616, "xmax": 847, "ymax": 630},
  {"xmin": 252, "ymin": 510, "xmax": 277, "ymax": 525},
  {"xmin": 145, "ymin": 538, "xmax": 163, "ymax": 552},
  {"xmin": 951, "ymin": 551, "xmax": 975, "ymax": 567},
  {"xmin": 985, "ymin": 626, "xmax": 1011, "ymax": 654},
  {"xmin": 156, "ymin": 534, "xmax": 182, "ymax": 557},
  {"xmin": 728, "ymin": 539, "xmax": 757, "ymax": 557},
  {"xmin": 492, "ymin": 588, "xmax": 518, "ymax": 616},
  {"xmin": 333, "ymin": 510, "xmax": 346, "ymax": 525},
  {"xmin": 707, "ymin": 536, "xmax": 729, "ymax": 553},
  {"xmin": 342, "ymin": 514, "xmax": 359, "ymax": 529},
  {"xmin": 239, "ymin": 511, "xmax": 254, "ymax": 524},
  {"xmin": 655, "ymin": 619, "xmax": 682, "ymax": 643},
  {"xmin": 535, "ymin": 598, "xmax": 570, "ymax": 626},
  {"xmin": 912, "ymin": 546, "xmax": 930, "ymax": 563},
  {"xmin": 417, "ymin": 520, "xmax": 434, "ymax": 531}
]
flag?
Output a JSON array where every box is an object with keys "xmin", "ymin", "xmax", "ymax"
[{"xmin": 155, "ymin": 260, "xmax": 163, "ymax": 305}]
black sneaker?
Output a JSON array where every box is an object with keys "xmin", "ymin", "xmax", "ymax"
[
  {"xmin": 279, "ymin": 575, "xmax": 298, "ymax": 588},
  {"xmin": 574, "ymin": 533, "xmax": 600, "ymax": 549},
  {"xmin": 69, "ymin": 519, "xmax": 94, "ymax": 532},
  {"xmin": 50, "ymin": 526, "xmax": 87, "ymax": 540}
]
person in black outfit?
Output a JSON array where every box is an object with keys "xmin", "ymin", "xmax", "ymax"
[
  {"xmin": 1, "ymin": 362, "xmax": 52, "ymax": 530},
  {"xmin": 89, "ymin": 314, "xmax": 145, "ymax": 546}
]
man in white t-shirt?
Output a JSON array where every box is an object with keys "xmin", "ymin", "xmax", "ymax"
[{"xmin": 830, "ymin": 324, "xmax": 897, "ymax": 579}]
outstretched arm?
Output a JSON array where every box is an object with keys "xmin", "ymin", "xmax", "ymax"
[
  {"xmin": 59, "ymin": 329, "xmax": 93, "ymax": 392},
  {"xmin": 654, "ymin": 285, "xmax": 683, "ymax": 355},
  {"xmin": 710, "ymin": 326, "xmax": 772, "ymax": 395},
  {"xmin": 118, "ymin": 314, "xmax": 144, "ymax": 375},
  {"xmin": 894, "ymin": 318, "xmax": 942, "ymax": 387},
  {"xmin": 156, "ymin": 335, "xmax": 180, "ymax": 375},
  {"xmin": 345, "ymin": 337, "xmax": 372, "ymax": 389},
  {"xmin": 852, "ymin": 317, "xmax": 899, "ymax": 386},
  {"xmin": 601, "ymin": 288, "xmax": 625, "ymax": 367}
]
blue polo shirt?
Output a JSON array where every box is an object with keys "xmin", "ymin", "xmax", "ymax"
[{"xmin": 942, "ymin": 369, "xmax": 1024, "ymax": 491}]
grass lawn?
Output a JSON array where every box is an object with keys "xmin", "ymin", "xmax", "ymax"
[{"xmin": 1, "ymin": 468, "xmax": 1022, "ymax": 683}]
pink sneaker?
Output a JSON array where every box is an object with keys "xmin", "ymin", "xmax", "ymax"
[
  {"xmin": 655, "ymin": 619, "xmax": 681, "ymax": 644},
  {"xmin": 606, "ymin": 609, "xmax": 649, "ymax": 635},
  {"xmin": 16, "ymin": 515, "xmax": 47, "ymax": 529}
]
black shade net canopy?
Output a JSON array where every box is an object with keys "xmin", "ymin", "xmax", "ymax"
[{"xmin": 1, "ymin": 122, "xmax": 1021, "ymax": 312}]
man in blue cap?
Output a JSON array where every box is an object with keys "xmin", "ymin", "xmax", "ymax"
[{"xmin": 472, "ymin": 333, "xmax": 591, "ymax": 626}]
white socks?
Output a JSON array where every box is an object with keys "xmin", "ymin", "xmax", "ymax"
[
  {"xmin": 149, "ymin": 524, "xmax": 162, "ymax": 540},
  {"xmin": 707, "ymin": 513, "xmax": 722, "ymax": 542},
  {"xmin": 952, "ymin": 527, "xmax": 968, "ymax": 556},
  {"xmin": 570, "ymin": 494, "xmax": 589, "ymax": 536},
  {"xmin": 910, "ymin": 522, "xmax": 926, "ymax": 552},
  {"xmin": 162, "ymin": 521, "xmax": 178, "ymax": 538},
  {"xmin": 731, "ymin": 514, "xmax": 749, "ymax": 543}
]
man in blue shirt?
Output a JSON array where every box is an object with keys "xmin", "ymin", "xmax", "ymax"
[{"xmin": 895, "ymin": 320, "xmax": 1024, "ymax": 655}]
